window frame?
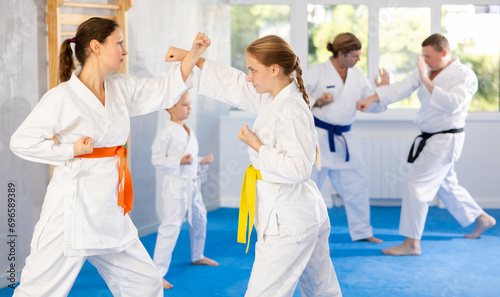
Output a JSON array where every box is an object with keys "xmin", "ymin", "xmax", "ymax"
[{"xmin": 229, "ymin": 0, "xmax": 500, "ymax": 112}]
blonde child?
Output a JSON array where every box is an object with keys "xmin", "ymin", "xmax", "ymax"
[{"xmin": 151, "ymin": 91, "xmax": 218, "ymax": 289}]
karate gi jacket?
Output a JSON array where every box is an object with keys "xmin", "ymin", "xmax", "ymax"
[
  {"xmin": 199, "ymin": 60, "xmax": 328, "ymax": 243},
  {"xmin": 151, "ymin": 119, "xmax": 208, "ymax": 225},
  {"xmin": 305, "ymin": 61, "xmax": 384, "ymax": 170},
  {"xmin": 375, "ymin": 57, "xmax": 477, "ymax": 133},
  {"xmin": 10, "ymin": 64, "xmax": 194, "ymax": 256}
]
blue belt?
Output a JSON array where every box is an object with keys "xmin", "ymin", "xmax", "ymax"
[{"xmin": 314, "ymin": 117, "xmax": 351, "ymax": 162}]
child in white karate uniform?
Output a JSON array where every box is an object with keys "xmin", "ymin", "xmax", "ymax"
[
  {"xmin": 151, "ymin": 91, "xmax": 218, "ymax": 289},
  {"xmin": 167, "ymin": 35, "xmax": 342, "ymax": 297},
  {"xmin": 9, "ymin": 17, "xmax": 209, "ymax": 297}
]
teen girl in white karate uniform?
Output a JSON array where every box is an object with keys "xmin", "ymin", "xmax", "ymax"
[
  {"xmin": 151, "ymin": 93, "xmax": 218, "ymax": 289},
  {"xmin": 305, "ymin": 33, "xmax": 386, "ymax": 242},
  {"xmin": 9, "ymin": 17, "xmax": 209, "ymax": 296},
  {"xmin": 166, "ymin": 35, "xmax": 342, "ymax": 297},
  {"xmin": 357, "ymin": 34, "xmax": 496, "ymax": 255}
]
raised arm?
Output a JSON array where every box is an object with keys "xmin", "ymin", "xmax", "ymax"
[
  {"xmin": 123, "ymin": 33, "xmax": 210, "ymax": 117},
  {"xmin": 165, "ymin": 47, "xmax": 205, "ymax": 70},
  {"xmin": 197, "ymin": 60, "xmax": 262, "ymax": 113},
  {"xmin": 358, "ymin": 69, "xmax": 420, "ymax": 112},
  {"xmin": 164, "ymin": 32, "xmax": 209, "ymax": 73},
  {"xmin": 178, "ymin": 33, "xmax": 210, "ymax": 81},
  {"xmin": 166, "ymin": 41, "xmax": 262, "ymax": 113}
]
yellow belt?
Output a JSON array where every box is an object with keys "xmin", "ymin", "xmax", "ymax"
[{"xmin": 237, "ymin": 164, "xmax": 262, "ymax": 253}]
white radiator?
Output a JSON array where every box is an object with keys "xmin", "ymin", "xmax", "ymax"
[{"xmin": 358, "ymin": 136, "xmax": 414, "ymax": 199}]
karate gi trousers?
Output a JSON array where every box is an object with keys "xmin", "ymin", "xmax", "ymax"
[
  {"xmin": 312, "ymin": 167, "xmax": 373, "ymax": 241},
  {"xmin": 153, "ymin": 176, "xmax": 207, "ymax": 277},
  {"xmin": 245, "ymin": 218, "xmax": 342, "ymax": 297},
  {"xmin": 13, "ymin": 201, "xmax": 163, "ymax": 297},
  {"xmin": 400, "ymin": 133, "xmax": 483, "ymax": 239}
]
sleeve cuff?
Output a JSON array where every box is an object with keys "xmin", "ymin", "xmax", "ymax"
[
  {"xmin": 61, "ymin": 143, "xmax": 75, "ymax": 160},
  {"xmin": 258, "ymin": 145, "xmax": 271, "ymax": 167}
]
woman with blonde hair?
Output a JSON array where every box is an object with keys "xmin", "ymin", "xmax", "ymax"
[{"xmin": 167, "ymin": 35, "xmax": 342, "ymax": 296}]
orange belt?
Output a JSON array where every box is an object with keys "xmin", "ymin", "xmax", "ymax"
[{"xmin": 78, "ymin": 145, "xmax": 133, "ymax": 215}]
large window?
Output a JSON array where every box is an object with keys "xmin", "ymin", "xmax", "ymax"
[
  {"xmin": 230, "ymin": 1, "xmax": 500, "ymax": 112},
  {"xmin": 379, "ymin": 7, "xmax": 430, "ymax": 109},
  {"xmin": 442, "ymin": 5, "xmax": 500, "ymax": 111}
]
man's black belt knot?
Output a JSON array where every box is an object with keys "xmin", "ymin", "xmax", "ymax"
[{"xmin": 407, "ymin": 128, "xmax": 464, "ymax": 163}]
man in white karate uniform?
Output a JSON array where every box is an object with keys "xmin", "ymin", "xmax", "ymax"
[
  {"xmin": 305, "ymin": 33, "xmax": 387, "ymax": 243},
  {"xmin": 357, "ymin": 33, "xmax": 496, "ymax": 255}
]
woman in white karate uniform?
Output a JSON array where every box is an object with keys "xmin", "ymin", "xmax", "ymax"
[
  {"xmin": 9, "ymin": 17, "xmax": 209, "ymax": 297},
  {"xmin": 167, "ymin": 35, "xmax": 342, "ymax": 297},
  {"xmin": 305, "ymin": 33, "xmax": 387, "ymax": 243},
  {"xmin": 151, "ymin": 92, "xmax": 218, "ymax": 289}
]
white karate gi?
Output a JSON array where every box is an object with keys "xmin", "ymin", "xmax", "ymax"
[
  {"xmin": 10, "ymin": 64, "xmax": 194, "ymax": 297},
  {"xmin": 305, "ymin": 61, "xmax": 384, "ymax": 241},
  {"xmin": 151, "ymin": 118, "xmax": 209, "ymax": 277},
  {"xmin": 198, "ymin": 60, "xmax": 342, "ymax": 297},
  {"xmin": 375, "ymin": 57, "xmax": 483, "ymax": 240}
]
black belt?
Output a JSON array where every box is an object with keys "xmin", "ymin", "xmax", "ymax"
[
  {"xmin": 314, "ymin": 117, "xmax": 351, "ymax": 162},
  {"xmin": 407, "ymin": 128, "xmax": 464, "ymax": 163}
]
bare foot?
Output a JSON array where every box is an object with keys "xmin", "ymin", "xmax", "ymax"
[
  {"xmin": 191, "ymin": 256, "xmax": 219, "ymax": 266},
  {"xmin": 465, "ymin": 212, "xmax": 496, "ymax": 239},
  {"xmin": 162, "ymin": 279, "xmax": 173, "ymax": 289},
  {"xmin": 382, "ymin": 238, "xmax": 421, "ymax": 256},
  {"xmin": 361, "ymin": 236, "xmax": 383, "ymax": 243}
]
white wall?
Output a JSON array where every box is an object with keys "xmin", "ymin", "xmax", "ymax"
[{"xmin": 0, "ymin": 0, "xmax": 50, "ymax": 288}]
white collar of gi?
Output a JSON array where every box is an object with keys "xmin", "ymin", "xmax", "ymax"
[
  {"xmin": 68, "ymin": 69, "xmax": 107, "ymax": 111},
  {"xmin": 434, "ymin": 55, "xmax": 460, "ymax": 77},
  {"xmin": 449, "ymin": 55, "xmax": 459, "ymax": 68},
  {"xmin": 271, "ymin": 81, "xmax": 300, "ymax": 106}
]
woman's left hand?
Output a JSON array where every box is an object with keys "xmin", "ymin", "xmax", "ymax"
[
  {"xmin": 191, "ymin": 32, "xmax": 211, "ymax": 57},
  {"xmin": 238, "ymin": 125, "xmax": 263, "ymax": 152}
]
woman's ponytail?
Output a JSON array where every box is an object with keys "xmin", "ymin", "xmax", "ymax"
[
  {"xmin": 58, "ymin": 17, "xmax": 120, "ymax": 84},
  {"xmin": 293, "ymin": 57, "xmax": 310, "ymax": 108},
  {"xmin": 58, "ymin": 38, "xmax": 75, "ymax": 83},
  {"xmin": 294, "ymin": 57, "xmax": 321, "ymax": 169}
]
